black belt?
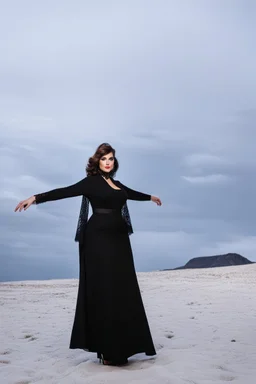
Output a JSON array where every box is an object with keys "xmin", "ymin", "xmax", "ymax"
[{"xmin": 93, "ymin": 208, "xmax": 120, "ymax": 214}]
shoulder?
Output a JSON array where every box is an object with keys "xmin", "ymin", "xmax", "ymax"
[
  {"xmin": 86, "ymin": 174, "xmax": 103, "ymax": 185},
  {"xmin": 78, "ymin": 175, "xmax": 99, "ymax": 186},
  {"xmin": 86, "ymin": 175, "xmax": 99, "ymax": 182}
]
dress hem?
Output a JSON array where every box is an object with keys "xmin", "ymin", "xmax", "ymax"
[{"xmin": 69, "ymin": 345, "xmax": 157, "ymax": 359}]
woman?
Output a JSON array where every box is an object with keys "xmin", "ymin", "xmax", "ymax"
[{"xmin": 14, "ymin": 143, "xmax": 162, "ymax": 366}]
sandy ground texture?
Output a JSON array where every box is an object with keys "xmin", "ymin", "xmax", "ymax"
[{"xmin": 1, "ymin": 264, "xmax": 256, "ymax": 384}]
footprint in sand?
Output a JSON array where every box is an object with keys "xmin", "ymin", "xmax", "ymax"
[
  {"xmin": 0, "ymin": 350, "xmax": 11, "ymax": 355},
  {"xmin": 214, "ymin": 366, "xmax": 236, "ymax": 382},
  {"xmin": 155, "ymin": 343, "xmax": 164, "ymax": 350},
  {"xmin": 15, "ymin": 381, "xmax": 31, "ymax": 384},
  {"xmin": 24, "ymin": 334, "xmax": 33, "ymax": 339},
  {"xmin": 0, "ymin": 359, "xmax": 10, "ymax": 364},
  {"xmin": 165, "ymin": 333, "xmax": 174, "ymax": 339},
  {"xmin": 23, "ymin": 334, "xmax": 38, "ymax": 341},
  {"xmin": 215, "ymin": 365, "xmax": 229, "ymax": 371},
  {"xmin": 219, "ymin": 375, "xmax": 236, "ymax": 381}
]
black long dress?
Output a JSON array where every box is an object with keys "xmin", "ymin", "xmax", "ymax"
[{"xmin": 34, "ymin": 174, "xmax": 156, "ymax": 360}]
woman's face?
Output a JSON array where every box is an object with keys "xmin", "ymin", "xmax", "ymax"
[{"xmin": 99, "ymin": 152, "xmax": 114, "ymax": 173}]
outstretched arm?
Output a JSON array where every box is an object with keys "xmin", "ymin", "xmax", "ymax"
[
  {"xmin": 116, "ymin": 180, "xmax": 162, "ymax": 205},
  {"xmin": 14, "ymin": 176, "xmax": 91, "ymax": 212},
  {"xmin": 34, "ymin": 177, "xmax": 90, "ymax": 204},
  {"xmin": 116, "ymin": 180, "xmax": 151, "ymax": 201}
]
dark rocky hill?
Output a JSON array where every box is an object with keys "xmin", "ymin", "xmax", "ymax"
[{"xmin": 165, "ymin": 253, "xmax": 254, "ymax": 270}]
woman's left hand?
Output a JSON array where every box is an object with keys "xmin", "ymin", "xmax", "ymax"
[{"xmin": 151, "ymin": 195, "xmax": 162, "ymax": 206}]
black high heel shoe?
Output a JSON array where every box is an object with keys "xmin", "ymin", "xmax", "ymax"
[{"xmin": 99, "ymin": 353, "xmax": 128, "ymax": 366}]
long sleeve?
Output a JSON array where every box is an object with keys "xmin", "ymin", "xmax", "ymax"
[
  {"xmin": 34, "ymin": 177, "xmax": 90, "ymax": 204},
  {"xmin": 116, "ymin": 180, "xmax": 151, "ymax": 201}
]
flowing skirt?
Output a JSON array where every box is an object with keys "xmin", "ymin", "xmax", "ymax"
[{"xmin": 69, "ymin": 212, "xmax": 156, "ymax": 359}]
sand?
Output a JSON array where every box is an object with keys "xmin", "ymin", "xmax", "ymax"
[{"xmin": 1, "ymin": 264, "xmax": 256, "ymax": 384}]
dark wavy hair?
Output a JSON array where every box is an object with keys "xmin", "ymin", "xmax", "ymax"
[{"xmin": 86, "ymin": 143, "xmax": 119, "ymax": 177}]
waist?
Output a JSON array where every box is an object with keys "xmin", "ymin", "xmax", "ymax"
[{"xmin": 93, "ymin": 208, "xmax": 121, "ymax": 214}]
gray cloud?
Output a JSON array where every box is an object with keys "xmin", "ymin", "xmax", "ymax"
[{"xmin": 1, "ymin": 1, "xmax": 256, "ymax": 281}]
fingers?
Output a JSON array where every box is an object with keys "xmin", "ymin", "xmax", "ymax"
[
  {"xmin": 19, "ymin": 202, "xmax": 25, "ymax": 212},
  {"xmin": 14, "ymin": 200, "xmax": 28, "ymax": 212},
  {"xmin": 14, "ymin": 201, "xmax": 23, "ymax": 212},
  {"xmin": 156, "ymin": 197, "xmax": 162, "ymax": 206},
  {"xmin": 24, "ymin": 202, "xmax": 31, "ymax": 211},
  {"xmin": 152, "ymin": 196, "xmax": 162, "ymax": 206}
]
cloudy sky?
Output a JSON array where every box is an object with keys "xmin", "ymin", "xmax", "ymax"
[{"xmin": 1, "ymin": 1, "xmax": 256, "ymax": 282}]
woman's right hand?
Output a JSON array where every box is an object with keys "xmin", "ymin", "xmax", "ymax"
[
  {"xmin": 14, "ymin": 196, "xmax": 36, "ymax": 212},
  {"xmin": 151, "ymin": 195, "xmax": 162, "ymax": 206}
]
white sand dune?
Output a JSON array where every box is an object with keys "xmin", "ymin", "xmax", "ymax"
[{"xmin": 1, "ymin": 264, "xmax": 256, "ymax": 384}]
